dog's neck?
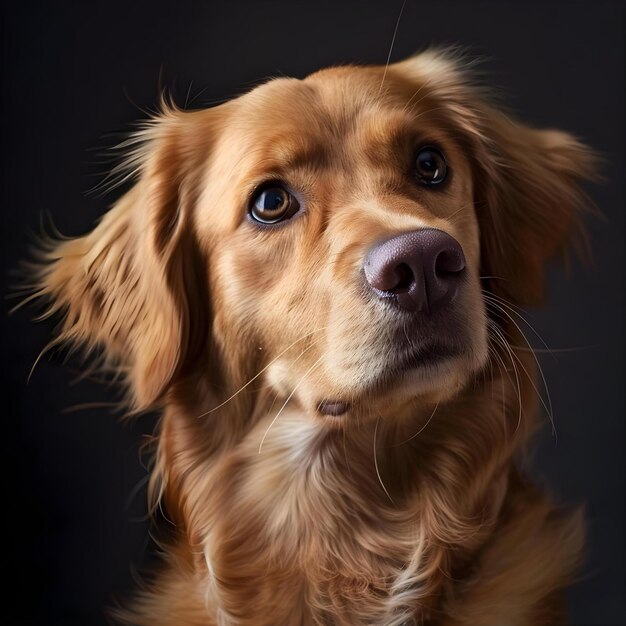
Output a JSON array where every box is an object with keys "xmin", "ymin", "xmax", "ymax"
[{"xmin": 152, "ymin": 344, "xmax": 535, "ymax": 624}]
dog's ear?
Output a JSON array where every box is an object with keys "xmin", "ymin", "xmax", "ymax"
[
  {"xmin": 468, "ymin": 108, "xmax": 597, "ymax": 306},
  {"xmin": 35, "ymin": 106, "xmax": 218, "ymax": 410},
  {"xmin": 392, "ymin": 50, "xmax": 597, "ymax": 306}
]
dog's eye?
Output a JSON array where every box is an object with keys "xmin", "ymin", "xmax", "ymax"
[
  {"xmin": 250, "ymin": 186, "xmax": 300, "ymax": 224},
  {"xmin": 415, "ymin": 147, "xmax": 447, "ymax": 186}
]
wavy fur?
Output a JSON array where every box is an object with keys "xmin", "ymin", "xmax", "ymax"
[{"xmin": 30, "ymin": 49, "xmax": 595, "ymax": 625}]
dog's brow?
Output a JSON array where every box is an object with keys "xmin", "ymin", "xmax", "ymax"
[
  {"xmin": 256, "ymin": 140, "xmax": 331, "ymax": 174},
  {"xmin": 284, "ymin": 144, "xmax": 331, "ymax": 170}
]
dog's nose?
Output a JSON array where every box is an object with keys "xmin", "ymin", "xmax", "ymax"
[{"xmin": 364, "ymin": 229, "xmax": 466, "ymax": 312}]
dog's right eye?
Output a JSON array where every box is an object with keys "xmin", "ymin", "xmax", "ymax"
[{"xmin": 250, "ymin": 186, "xmax": 300, "ymax": 224}]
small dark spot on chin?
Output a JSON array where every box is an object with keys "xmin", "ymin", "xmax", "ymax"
[{"xmin": 317, "ymin": 400, "xmax": 350, "ymax": 416}]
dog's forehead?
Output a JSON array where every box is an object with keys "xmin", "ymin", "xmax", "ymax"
[
  {"xmin": 238, "ymin": 66, "xmax": 392, "ymax": 121},
  {"xmin": 225, "ymin": 66, "xmax": 432, "ymax": 166}
]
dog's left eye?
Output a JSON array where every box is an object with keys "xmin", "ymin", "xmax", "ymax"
[
  {"xmin": 415, "ymin": 147, "xmax": 448, "ymax": 186},
  {"xmin": 250, "ymin": 186, "xmax": 300, "ymax": 224}
]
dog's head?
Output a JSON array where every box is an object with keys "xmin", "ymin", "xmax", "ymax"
[{"xmin": 36, "ymin": 50, "xmax": 594, "ymax": 423}]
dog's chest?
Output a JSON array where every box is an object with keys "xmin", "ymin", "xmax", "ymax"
[{"xmin": 203, "ymin": 415, "xmax": 441, "ymax": 624}]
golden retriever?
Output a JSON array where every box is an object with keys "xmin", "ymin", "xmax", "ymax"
[{"xmin": 31, "ymin": 49, "xmax": 595, "ymax": 625}]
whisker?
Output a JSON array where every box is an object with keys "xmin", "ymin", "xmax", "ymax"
[
  {"xmin": 401, "ymin": 74, "xmax": 438, "ymax": 115},
  {"xmin": 483, "ymin": 281, "xmax": 593, "ymax": 363},
  {"xmin": 377, "ymin": 0, "xmax": 407, "ymax": 98},
  {"xmin": 486, "ymin": 341, "xmax": 509, "ymax": 439},
  {"xmin": 374, "ymin": 416, "xmax": 394, "ymax": 503},
  {"xmin": 485, "ymin": 296, "xmax": 557, "ymax": 440},
  {"xmin": 184, "ymin": 81, "xmax": 193, "ymax": 109},
  {"xmin": 402, "ymin": 320, "xmax": 411, "ymax": 345},
  {"xmin": 390, "ymin": 401, "xmax": 440, "ymax": 447},
  {"xmin": 186, "ymin": 84, "xmax": 210, "ymax": 108},
  {"xmin": 486, "ymin": 325, "xmax": 515, "ymax": 388},
  {"xmin": 342, "ymin": 423, "xmax": 353, "ymax": 479},
  {"xmin": 511, "ymin": 348, "xmax": 557, "ymax": 441},
  {"xmin": 510, "ymin": 345, "xmax": 594, "ymax": 354},
  {"xmin": 495, "ymin": 331, "xmax": 558, "ymax": 442},
  {"xmin": 445, "ymin": 202, "xmax": 475, "ymax": 225},
  {"xmin": 483, "ymin": 288, "xmax": 540, "ymax": 319},
  {"xmin": 483, "ymin": 290, "xmax": 553, "ymax": 356},
  {"xmin": 197, "ymin": 327, "xmax": 326, "ymax": 418},
  {"xmin": 488, "ymin": 321, "xmax": 523, "ymax": 434},
  {"xmin": 258, "ymin": 355, "xmax": 324, "ymax": 454}
]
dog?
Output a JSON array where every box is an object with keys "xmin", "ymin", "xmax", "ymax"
[{"xmin": 31, "ymin": 49, "xmax": 595, "ymax": 625}]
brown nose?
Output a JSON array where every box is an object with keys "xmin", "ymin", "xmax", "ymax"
[{"xmin": 364, "ymin": 229, "xmax": 466, "ymax": 313}]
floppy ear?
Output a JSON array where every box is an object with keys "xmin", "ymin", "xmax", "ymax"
[
  {"xmin": 469, "ymin": 108, "xmax": 597, "ymax": 305},
  {"xmin": 393, "ymin": 50, "xmax": 597, "ymax": 306},
  {"xmin": 35, "ymin": 106, "xmax": 214, "ymax": 410}
]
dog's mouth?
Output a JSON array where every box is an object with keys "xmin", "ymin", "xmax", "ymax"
[
  {"xmin": 394, "ymin": 342, "xmax": 460, "ymax": 372},
  {"xmin": 315, "ymin": 342, "xmax": 461, "ymax": 417},
  {"xmin": 370, "ymin": 340, "xmax": 462, "ymax": 396}
]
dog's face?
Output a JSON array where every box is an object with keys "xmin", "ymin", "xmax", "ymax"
[
  {"xmin": 38, "ymin": 50, "xmax": 593, "ymax": 424},
  {"xmin": 204, "ymin": 66, "xmax": 486, "ymax": 421}
]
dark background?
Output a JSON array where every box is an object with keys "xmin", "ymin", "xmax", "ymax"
[{"xmin": 1, "ymin": 1, "xmax": 623, "ymax": 624}]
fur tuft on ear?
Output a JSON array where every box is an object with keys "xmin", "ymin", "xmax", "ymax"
[
  {"xmin": 392, "ymin": 48, "xmax": 598, "ymax": 306},
  {"xmin": 31, "ymin": 105, "xmax": 214, "ymax": 410}
]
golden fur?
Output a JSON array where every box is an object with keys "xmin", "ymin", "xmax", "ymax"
[{"xmin": 31, "ymin": 50, "xmax": 595, "ymax": 625}]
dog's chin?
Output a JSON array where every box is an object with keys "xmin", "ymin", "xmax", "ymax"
[
  {"xmin": 267, "ymin": 331, "xmax": 487, "ymax": 425},
  {"xmin": 312, "ymin": 345, "xmax": 477, "ymax": 423}
]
